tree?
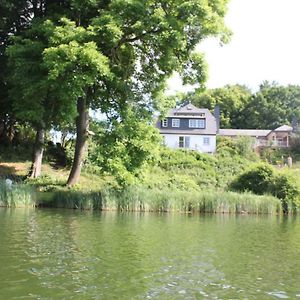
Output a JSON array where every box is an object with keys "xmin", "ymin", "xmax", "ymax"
[
  {"xmin": 0, "ymin": 0, "xmax": 32, "ymax": 145},
  {"xmin": 184, "ymin": 84, "xmax": 252, "ymax": 128},
  {"xmin": 7, "ymin": 20, "xmax": 78, "ymax": 178},
  {"xmin": 45, "ymin": 0, "xmax": 231, "ymax": 186},
  {"xmin": 240, "ymin": 81, "xmax": 300, "ymax": 129},
  {"xmin": 3, "ymin": 0, "xmax": 76, "ymax": 176},
  {"xmin": 7, "ymin": 0, "xmax": 230, "ymax": 185},
  {"xmin": 89, "ymin": 109, "xmax": 161, "ymax": 186}
]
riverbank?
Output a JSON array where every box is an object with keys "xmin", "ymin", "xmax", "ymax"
[
  {"xmin": 0, "ymin": 175, "xmax": 281, "ymax": 214},
  {"xmin": 0, "ymin": 146, "xmax": 299, "ymax": 214}
]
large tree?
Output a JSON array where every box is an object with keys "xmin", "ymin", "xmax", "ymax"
[
  {"xmin": 46, "ymin": 0, "xmax": 231, "ymax": 186},
  {"xmin": 3, "ymin": 0, "xmax": 75, "ymax": 176},
  {"xmin": 0, "ymin": 0, "xmax": 32, "ymax": 144},
  {"xmin": 7, "ymin": 0, "xmax": 230, "ymax": 185}
]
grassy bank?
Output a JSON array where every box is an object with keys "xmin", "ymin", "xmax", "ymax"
[{"xmin": 0, "ymin": 147, "xmax": 296, "ymax": 214}]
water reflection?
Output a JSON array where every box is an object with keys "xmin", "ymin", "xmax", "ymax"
[{"xmin": 0, "ymin": 209, "xmax": 300, "ymax": 299}]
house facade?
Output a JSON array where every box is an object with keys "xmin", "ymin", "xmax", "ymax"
[
  {"xmin": 157, "ymin": 103, "xmax": 297, "ymax": 153},
  {"xmin": 156, "ymin": 103, "xmax": 217, "ymax": 153}
]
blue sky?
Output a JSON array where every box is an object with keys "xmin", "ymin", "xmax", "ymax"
[{"xmin": 168, "ymin": 0, "xmax": 300, "ymax": 93}]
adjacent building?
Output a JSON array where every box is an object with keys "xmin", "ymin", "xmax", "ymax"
[{"xmin": 219, "ymin": 125, "xmax": 294, "ymax": 149}]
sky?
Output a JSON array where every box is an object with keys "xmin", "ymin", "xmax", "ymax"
[{"xmin": 168, "ymin": 0, "xmax": 300, "ymax": 93}]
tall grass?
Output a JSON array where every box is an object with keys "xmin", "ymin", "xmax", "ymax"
[
  {"xmin": 101, "ymin": 187, "xmax": 281, "ymax": 214},
  {"xmin": 38, "ymin": 190, "xmax": 102, "ymax": 210},
  {"xmin": 38, "ymin": 186, "xmax": 281, "ymax": 214},
  {"xmin": 0, "ymin": 180, "xmax": 36, "ymax": 207}
]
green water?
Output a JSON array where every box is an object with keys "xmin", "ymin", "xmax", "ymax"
[{"xmin": 0, "ymin": 209, "xmax": 300, "ymax": 299}]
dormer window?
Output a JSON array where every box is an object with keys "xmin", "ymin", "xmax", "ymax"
[
  {"xmin": 172, "ymin": 119, "xmax": 180, "ymax": 127},
  {"xmin": 189, "ymin": 119, "xmax": 205, "ymax": 128},
  {"xmin": 162, "ymin": 119, "xmax": 168, "ymax": 127}
]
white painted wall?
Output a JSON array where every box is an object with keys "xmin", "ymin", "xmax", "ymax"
[{"xmin": 162, "ymin": 134, "xmax": 216, "ymax": 153}]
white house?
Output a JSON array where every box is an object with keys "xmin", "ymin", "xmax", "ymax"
[{"xmin": 157, "ymin": 103, "xmax": 218, "ymax": 153}]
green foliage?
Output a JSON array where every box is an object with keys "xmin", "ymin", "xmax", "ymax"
[
  {"xmin": 5, "ymin": 0, "xmax": 231, "ymax": 183},
  {"xmin": 139, "ymin": 147, "xmax": 251, "ymax": 191},
  {"xmin": 36, "ymin": 186, "xmax": 280, "ymax": 214},
  {"xmin": 230, "ymin": 164, "xmax": 275, "ymax": 195},
  {"xmin": 240, "ymin": 82, "xmax": 300, "ymax": 129},
  {"xmin": 100, "ymin": 186, "xmax": 280, "ymax": 214},
  {"xmin": 217, "ymin": 136, "xmax": 258, "ymax": 160},
  {"xmin": 290, "ymin": 134, "xmax": 300, "ymax": 155},
  {"xmin": 88, "ymin": 110, "xmax": 161, "ymax": 186},
  {"xmin": 260, "ymin": 148, "xmax": 290, "ymax": 165},
  {"xmin": 182, "ymin": 82, "xmax": 300, "ymax": 130},
  {"xmin": 39, "ymin": 190, "xmax": 103, "ymax": 210},
  {"xmin": 0, "ymin": 180, "xmax": 36, "ymax": 207},
  {"xmin": 230, "ymin": 163, "xmax": 300, "ymax": 213},
  {"xmin": 184, "ymin": 84, "xmax": 252, "ymax": 128}
]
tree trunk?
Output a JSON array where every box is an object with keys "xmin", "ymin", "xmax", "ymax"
[
  {"xmin": 67, "ymin": 97, "xmax": 89, "ymax": 187},
  {"xmin": 29, "ymin": 126, "xmax": 45, "ymax": 179}
]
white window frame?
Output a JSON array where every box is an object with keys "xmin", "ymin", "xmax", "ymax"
[
  {"xmin": 162, "ymin": 119, "xmax": 168, "ymax": 127},
  {"xmin": 189, "ymin": 119, "xmax": 205, "ymax": 128},
  {"xmin": 203, "ymin": 137, "xmax": 210, "ymax": 145},
  {"xmin": 172, "ymin": 118, "xmax": 180, "ymax": 128}
]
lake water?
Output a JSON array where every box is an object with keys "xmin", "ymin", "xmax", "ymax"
[{"xmin": 0, "ymin": 208, "xmax": 300, "ymax": 299}]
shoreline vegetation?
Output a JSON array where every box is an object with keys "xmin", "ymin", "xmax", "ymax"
[
  {"xmin": 1, "ymin": 138, "xmax": 300, "ymax": 214},
  {"xmin": 1, "ymin": 1, "xmax": 300, "ymax": 216},
  {"xmin": 0, "ymin": 181, "xmax": 281, "ymax": 215}
]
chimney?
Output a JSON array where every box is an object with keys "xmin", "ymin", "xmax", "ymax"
[
  {"xmin": 292, "ymin": 116, "xmax": 299, "ymax": 133},
  {"xmin": 214, "ymin": 105, "xmax": 220, "ymax": 133}
]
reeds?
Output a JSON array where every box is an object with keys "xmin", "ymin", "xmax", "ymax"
[
  {"xmin": 38, "ymin": 186, "xmax": 281, "ymax": 214},
  {"xmin": 0, "ymin": 180, "xmax": 36, "ymax": 207},
  {"xmin": 37, "ymin": 190, "xmax": 103, "ymax": 210},
  {"xmin": 101, "ymin": 186, "xmax": 281, "ymax": 214}
]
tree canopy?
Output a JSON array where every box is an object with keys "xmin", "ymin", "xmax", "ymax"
[
  {"xmin": 184, "ymin": 81, "xmax": 300, "ymax": 130},
  {"xmin": 3, "ymin": 0, "xmax": 231, "ymax": 184}
]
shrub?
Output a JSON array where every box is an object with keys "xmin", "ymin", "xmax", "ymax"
[
  {"xmin": 260, "ymin": 148, "xmax": 289, "ymax": 165},
  {"xmin": 230, "ymin": 163, "xmax": 275, "ymax": 195},
  {"xmin": 217, "ymin": 136, "xmax": 258, "ymax": 161},
  {"xmin": 230, "ymin": 163, "xmax": 300, "ymax": 213}
]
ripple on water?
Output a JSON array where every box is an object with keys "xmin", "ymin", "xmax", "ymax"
[
  {"xmin": 267, "ymin": 291, "xmax": 289, "ymax": 299},
  {"xmin": 0, "ymin": 209, "xmax": 300, "ymax": 299}
]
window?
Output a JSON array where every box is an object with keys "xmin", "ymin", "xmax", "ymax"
[
  {"xmin": 189, "ymin": 119, "xmax": 205, "ymax": 128},
  {"xmin": 179, "ymin": 136, "xmax": 190, "ymax": 148},
  {"xmin": 162, "ymin": 119, "xmax": 168, "ymax": 127},
  {"xmin": 172, "ymin": 119, "xmax": 180, "ymax": 127},
  {"xmin": 179, "ymin": 136, "xmax": 184, "ymax": 148},
  {"xmin": 203, "ymin": 137, "xmax": 210, "ymax": 145}
]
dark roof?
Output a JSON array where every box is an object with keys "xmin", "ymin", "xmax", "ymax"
[{"xmin": 168, "ymin": 103, "xmax": 210, "ymax": 117}]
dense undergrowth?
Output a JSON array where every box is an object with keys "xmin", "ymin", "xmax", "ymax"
[{"xmin": 0, "ymin": 137, "xmax": 299, "ymax": 214}]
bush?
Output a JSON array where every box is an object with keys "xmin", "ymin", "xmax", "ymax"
[
  {"xmin": 230, "ymin": 163, "xmax": 300, "ymax": 213},
  {"xmin": 230, "ymin": 163, "xmax": 275, "ymax": 195},
  {"xmin": 260, "ymin": 148, "xmax": 290, "ymax": 165},
  {"xmin": 217, "ymin": 136, "xmax": 258, "ymax": 161}
]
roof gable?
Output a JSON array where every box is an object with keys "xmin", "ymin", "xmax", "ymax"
[{"xmin": 168, "ymin": 103, "xmax": 214, "ymax": 118}]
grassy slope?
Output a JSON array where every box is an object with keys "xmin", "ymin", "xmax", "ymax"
[
  {"xmin": 0, "ymin": 149, "xmax": 292, "ymax": 213},
  {"xmin": 0, "ymin": 161, "xmax": 112, "ymax": 192}
]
